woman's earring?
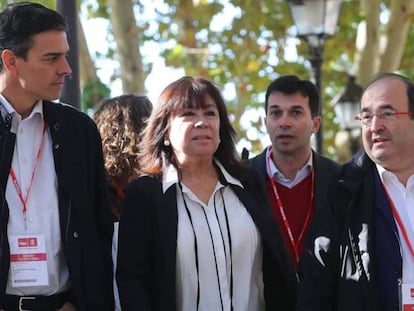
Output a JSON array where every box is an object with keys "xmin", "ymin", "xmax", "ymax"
[{"xmin": 164, "ymin": 140, "xmax": 170, "ymax": 146}]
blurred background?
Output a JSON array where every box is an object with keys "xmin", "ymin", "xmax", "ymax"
[{"xmin": 3, "ymin": 0, "xmax": 414, "ymax": 162}]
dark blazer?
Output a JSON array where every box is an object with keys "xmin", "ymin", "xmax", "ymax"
[
  {"xmin": 117, "ymin": 167, "xmax": 297, "ymax": 311},
  {"xmin": 0, "ymin": 101, "xmax": 114, "ymax": 310},
  {"xmin": 249, "ymin": 148, "xmax": 341, "ymax": 222},
  {"xmin": 297, "ymin": 151, "xmax": 401, "ymax": 311},
  {"xmin": 249, "ymin": 148, "xmax": 341, "ymax": 303}
]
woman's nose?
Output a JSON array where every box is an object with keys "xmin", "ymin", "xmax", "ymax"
[{"xmin": 194, "ymin": 115, "xmax": 208, "ymax": 127}]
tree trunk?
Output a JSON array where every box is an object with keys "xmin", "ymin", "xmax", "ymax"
[
  {"xmin": 78, "ymin": 16, "xmax": 98, "ymax": 89},
  {"xmin": 108, "ymin": 0, "xmax": 145, "ymax": 94},
  {"xmin": 379, "ymin": 0, "xmax": 414, "ymax": 72},
  {"xmin": 355, "ymin": 0, "xmax": 381, "ymax": 86},
  {"xmin": 77, "ymin": 17, "xmax": 110, "ymax": 110}
]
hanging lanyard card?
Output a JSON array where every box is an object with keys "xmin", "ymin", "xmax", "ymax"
[
  {"xmin": 9, "ymin": 234, "xmax": 49, "ymax": 287},
  {"xmin": 401, "ymin": 282, "xmax": 414, "ymax": 311}
]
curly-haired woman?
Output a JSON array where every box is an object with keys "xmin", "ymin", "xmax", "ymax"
[
  {"xmin": 94, "ymin": 94, "xmax": 152, "ymax": 219},
  {"xmin": 94, "ymin": 94, "xmax": 152, "ymax": 310}
]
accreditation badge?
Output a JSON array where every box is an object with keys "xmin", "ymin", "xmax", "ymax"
[
  {"xmin": 9, "ymin": 234, "xmax": 49, "ymax": 287},
  {"xmin": 401, "ymin": 283, "xmax": 414, "ymax": 311}
]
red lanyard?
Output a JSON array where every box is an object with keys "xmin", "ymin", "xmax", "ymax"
[
  {"xmin": 381, "ymin": 181, "xmax": 414, "ymax": 259},
  {"xmin": 112, "ymin": 177, "xmax": 125, "ymax": 199},
  {"xmin": 266, "ymin": 147, "xmax": 314, "ymax": 263},
  {"xmin": 9, "ymin": 121, "xmax": 47, "ymax": 226}
]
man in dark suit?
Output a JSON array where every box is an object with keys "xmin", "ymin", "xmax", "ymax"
[
  {"xmin": 250, "ymin": 75, "xmax": 340, "ymax": 269},
  {"xmin": 0, "ymin": 2, "xmax": 113, "ymax": 310},
  {"xmin": 297, "ymin": 73, "xmax": 414, "ymax": 311}
]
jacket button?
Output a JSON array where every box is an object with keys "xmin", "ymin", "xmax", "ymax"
[
  {"xmin": 54, "ymin": 143, "xmax": 60, "ymax": 150},
  {"xmin": 73, "ymin": 232, "xmax": 78, "ymax": 238}
]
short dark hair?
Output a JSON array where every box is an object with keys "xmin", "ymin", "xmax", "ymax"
[
  {"xmin": 364, "ymin": 72, "xmax": 414, "ymax": 116},
  {"xmin": 264, "ymin": 75, "xmax": 320, "ymax": 117},
  {"xmin": 140, "ymin": 76, "xmax": 245, "ymax": 179},
  {"xmin": 0, "ymin": 2, "xmax": 67, "ymax": 70}
]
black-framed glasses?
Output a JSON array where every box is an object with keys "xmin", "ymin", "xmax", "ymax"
[{"xmin": 354, "ymin": 110, "xmax": 414, "ymax": 126}]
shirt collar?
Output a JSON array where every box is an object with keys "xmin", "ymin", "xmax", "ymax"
[
  {"xmin": 162, "ymin": 158, "xmax": 243, "ymax": 193},
  {"xmin": 377, "ymin": 163, "xmax": 414, "ymax": 193},
  {"xmin": 376, "ymin": 163, "xmax": 400, "ymax": 185},
  {"xmin": 0, "ymin": 94, "xmax": 43, "ymax": 132},
  {"xmin": 266, "ymin": 146, "xmax": 313, "ymax": 180},
  {"xmin": 376, "ymin": 163, "xmax": 387, "ymax": 180},
  {"xmin": 0, "ymin": 93, "xmax": 14, "ymax": 115}
]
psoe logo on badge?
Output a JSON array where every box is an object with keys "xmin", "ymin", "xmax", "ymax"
[{"xmin": 18, "ymin": 237, "xmax": 38, "ymax": 248}]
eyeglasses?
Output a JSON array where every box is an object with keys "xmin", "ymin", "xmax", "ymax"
[{"xmin": 354, "ymin": 110, "xmax": 414, "ymax": 126}]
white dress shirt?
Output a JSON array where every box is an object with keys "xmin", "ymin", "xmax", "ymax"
[
  {"xmin": 377, "ymin": 164, "xmax": 414, "ymax": 283},
  {"xmin": 163, "ymin": 160, "xmax": 265, "ymax": 311},
  {"xmin": 2, "ymin": 96, "xmax": 69, "ymax": 295},
  {"xmin": 266, "ymin": 146, "xmax": 313, "ymax": 188}
]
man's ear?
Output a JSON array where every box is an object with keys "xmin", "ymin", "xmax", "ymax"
[
  {"xmin": 312, "ymin": 115, "xmax": 322, "ymax": 133},
  {"xmin": 1, "ymin": 49, "xmax": 18, "ymax": 75}
]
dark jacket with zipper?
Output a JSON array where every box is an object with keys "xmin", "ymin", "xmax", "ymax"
[
  {"xmin": 0, "ymin": 101, "xmax": 114, "ymax": 310},
  {"xmin": 297, "ymin": 150, "xmax": 401, "ymax": 311}
]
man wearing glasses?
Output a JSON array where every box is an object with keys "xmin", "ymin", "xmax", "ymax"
[{"xmin": 297, "ymin": 73, "xmax": 414, "ymax": 311}]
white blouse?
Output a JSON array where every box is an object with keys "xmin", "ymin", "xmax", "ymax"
[{"xmin": 163, "ymin": 161, "xmax": 265, "ymax": 311}]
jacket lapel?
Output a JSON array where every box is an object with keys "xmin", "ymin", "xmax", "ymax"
[
  {"xmin": 373, "ymin": 172, "xmax": 399, "ymax": 241},
  {"xmin": 158, "ymin": 184, "xmax": 178, "ymax": 269},
  {"xmin": 43, "ymin": 101, "xmax": 74, "ymax": 199}
]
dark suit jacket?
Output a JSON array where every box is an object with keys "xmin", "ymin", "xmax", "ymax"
[
  {"xmin": 249, "ymin": 148, "xmax": 341, "ymax": 300},
  {"xmin": 0, "ymin": 101, "xmax": 114, "ymax": 310},
  {"xmin": 117, "ymin": 167, "xmax": 297, "ymax": 311}
]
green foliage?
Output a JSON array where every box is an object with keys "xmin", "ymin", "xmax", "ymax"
[
  {"xmin": 81, "ymin": 78, "xmax": 110, "ymax": 111},
  {"xmin": 3, "ymin": 0, "xmax": 412, "ymax": 160},
  {"xmin": 399, "ymin": 20, "xmax": 414, "ymax": 78},
  {"xmin": 84, "ymin": 0, "xmax": 109, "ymax": 19},
  {"xmin": 0, "ymin": 0, "xmax": 56, "ymax": 9},
  {"xmin": 156, "ymin": 0, "xmax": 364, "ymax": 157},
  {"xmin": 79, "ymin": 0, "xmax": 411, "ymax": 159}
]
